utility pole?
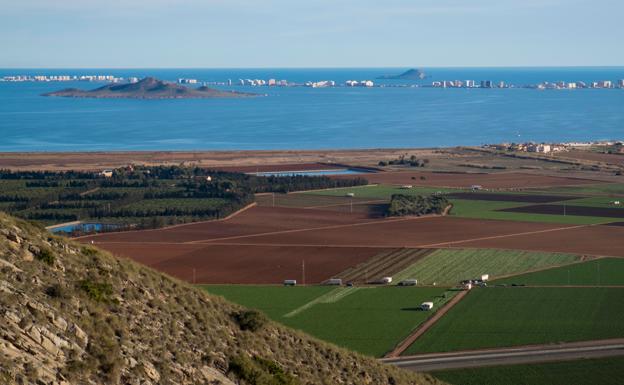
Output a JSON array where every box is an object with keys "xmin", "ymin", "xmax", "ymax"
[
  {"xmin": 563, "ymin": 203, "xmax": 566, "ymax": 216},
  {"xmin": 350, "ymin": 197, "xmax": 353, "ymax": 214},
  {"xmin": 302, "ymin": 260, "xmax": 305, "ymax": 286},
  {"xmin": 192, "ymin": 268, "xmax": 196, "ymax": 284}
]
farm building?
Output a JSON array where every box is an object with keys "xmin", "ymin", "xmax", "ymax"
[
  {"xmin": 420, "ymin": 302, "xmax": 434, "ymax": 311},
  {"xmin": 283, "ymin": 279, "xmax": 297, "ymax": 286}
]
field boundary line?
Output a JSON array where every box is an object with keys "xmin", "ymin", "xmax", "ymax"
[
  {"xmin": 72, "ymin": 202, "xmax": 257, "ymax": 240},
  {"xmin": 283, "ymin": 287, "xmax": 361, "ymax": 318},
  {"xmin": 384, "ymin": 290, "xmax": 468, "ymax": 358}
]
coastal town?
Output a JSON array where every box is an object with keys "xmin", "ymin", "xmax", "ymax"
[
  {"xmin": 3, "ymin": 73, "xmax": 624, "ymax": 90},
  {"xmin": 484, "ymin": 140, "xmax": 624, "ymax": 154}
]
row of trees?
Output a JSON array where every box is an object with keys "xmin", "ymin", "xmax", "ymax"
[{"xmin": 379, "ymin": 155, "xmax": 429, "ymax": 168}]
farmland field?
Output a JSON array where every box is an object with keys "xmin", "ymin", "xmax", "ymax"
[
  {"xmin": 432, "ymin": 356, "xmax": 624, "ymax": 385},
  {"xmin": 495, "ymin": 258, "xmax": 624, "ymax": 286},
  {"xmin": 307, "ymin": 185, "xmax": 456, "ymax": 200},
  {"xmin": 448, "ymin": 199, "xmax": 610, "ymax": 224},
  {"xmin": 404, "ymin": 287, "xmax": 624, "ymax": 354},
  {"xmin": 333, "ymin": 171, "xmax": 602, "ymax": 189},
  {"xmin": 203, "ymin": 285, "xmax": 454, "ymax": 357},
  {"xmin": 392, "ymin": 249, "xmax": 581, "ymax": 286},
  {"xmin": 533, "ymin": 183, "xmax": 624, "ymax": 196}
]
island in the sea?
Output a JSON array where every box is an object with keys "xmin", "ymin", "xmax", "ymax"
[
  {"xmin": 43, "ymin": 77, "xmax": 257, "ymax": 99},
  {"xmin": 377, "ymin": 68, "xmax": 426, "ymax": 80}
]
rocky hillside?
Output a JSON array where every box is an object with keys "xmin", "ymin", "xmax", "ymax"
[{"xmin": 0, "ymin": 212, "xmax": 443, "ymax": 385}]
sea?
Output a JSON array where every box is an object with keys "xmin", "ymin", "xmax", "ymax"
[{"xmin": 1, "ymin": 67, "xmax": 623, "ymax": 151}]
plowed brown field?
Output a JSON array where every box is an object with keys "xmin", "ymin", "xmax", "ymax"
[
  {"xmin": 95, "ymin": 242, "xmax": 385, "ymax": 284},
  {"xmin": 80, "ymin": 206, "xmax": 371, "ymax": 244}
]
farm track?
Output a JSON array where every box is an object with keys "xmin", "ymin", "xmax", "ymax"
[{"xmin": 385, "ymin": 290, "xmax": 469, "ymax": 358}]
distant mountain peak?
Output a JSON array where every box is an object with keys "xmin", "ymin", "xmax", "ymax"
[{"xmin": 377, "ymin": 68, "xmax": 427, "ymax": 80}]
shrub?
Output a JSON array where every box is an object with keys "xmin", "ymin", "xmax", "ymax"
[
  {"xmin": 79, "ymin": 279, "xmax": 115, "ymax": 303},
  {"xmin": 36, "ymin": 248, "xmax": 56, "ymax": 265},
  {"xmin": 233, "ymin": 310, "xmax": 267, "ymax": 332},
  {"xmin": 45, "ymin": 284, "xmax": 66, "ymax": 298},
  {"xmin": 228, "ymin": 355, "xmax": 298, "ymax": 385}
]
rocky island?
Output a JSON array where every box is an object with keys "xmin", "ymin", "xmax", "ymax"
[
  {"xmin": 43, "ymin": 77, "xmax": 257, "ymax": 99},
  {"xmin": 377, "ymin": 68, "xmax": 427, "ymax": 80}
]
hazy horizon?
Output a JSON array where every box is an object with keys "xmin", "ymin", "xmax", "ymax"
[{"xmin": 2, "ymin": 0, "xmax": 622, "ymax": 68}]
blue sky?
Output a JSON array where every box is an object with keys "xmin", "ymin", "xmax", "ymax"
[{"xmin": 1, "ymin": 0, "xmax": 622, "ymax": 68}]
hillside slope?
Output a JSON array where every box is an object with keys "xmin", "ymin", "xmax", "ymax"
[
  {"xmin": 43, "ymin": 77, "xmax": 255, "ymax": 99},
  {"xmin": 0, "ymin": 212, "xmax": 442, "ymax": 385}
]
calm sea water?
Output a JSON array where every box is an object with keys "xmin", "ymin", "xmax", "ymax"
[{"xmin": 0, "ymin": 68, "xmax": 623, "ymax": 151}]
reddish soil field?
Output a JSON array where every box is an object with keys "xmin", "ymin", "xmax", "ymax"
[
  {"xmin": 95, "ymin": 242, "xmax": 386, "ymax": 284},
  {"xmin": 501, "ymin": 204, "xmax": 624, "ymax": 218},
  {"xmin": 335, "ymin": 171, "xmax": 602, "ymax": 189},
  {"xmin": 81, "ymin": 206, "xmax": 371, "ymax": 244},
  {"xmin": 255, "ymin": 193, "xmax": 387, "ymax": 217},
  {"xmin": 202, "ymin": 216, "xmax": 570, "ymax": 249},
  {"xmin": 459, "ymin": 224, "xmax": 624, "ymax": 257}
]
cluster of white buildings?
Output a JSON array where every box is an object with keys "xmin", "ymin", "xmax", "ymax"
[
  {"xmin": 177, "ymin": 78, "xmax": 198, "ymax": 84},
  {"xmin": 431, "ymin": 80, "xmax": 496, "ymax": 88},
  {"xmin": 345, "ymin": 80, "xmax": 374, "ymax": 87},
  {"xmin": 429, "ymin": 79, "xmax": 624, "ymax": 90},
  {"xmin": 486, "ymin": 141, "xmax": 624, "ymax": 154},
  {"xmin": 237, "ymin": 78, "xmax": 290, "ymax": 87},
  {"xmin": 534, "ymin": 80, "xmax": 623, "ymax": 90},
  {"xmin": 304, "ymin": 80, "xmax": 335, "ymax": 88},
  {"xmin": 1, "ymin": 74, "xmax": 125, "ymax": 82}
]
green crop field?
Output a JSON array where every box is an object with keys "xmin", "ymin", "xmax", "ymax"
[
  {"xmin": 561, "ymin": 196, "xmax": 624, "ymax": 208},
  {"xmin": 449, "ymin": 199, "xmax": 615, "ymax": 224},
  {"xmin": 202, "ymin": 285, "xmax": 454, "ymax": 357},
  {"xmin": 404, "ymin": 287, "xmax": 624, "ymax": 354},
  {"xmin": 307, "ymin": 185, "xmax": 618, "ymax": 224},
  {"xmin": 202, "ymin": 285, "xmax": 334, "ymax": 319},
  {"xmin": 392, "ymin": 248, "xmax": 580, "ymax": 286},
  {"xmin": 432, "ymin": 356, "xmax": 624, "ymax": 385},
  {"xmin": 495, "ymin": 258, "xmax": 624, "ymax": 286},
  {"xmin": 534, "ymin": 183, "xmax": 624, "ymax": 196},
  {"xmin": 306, "ymin": 185, "xmax": 456, "ymax": 200}
]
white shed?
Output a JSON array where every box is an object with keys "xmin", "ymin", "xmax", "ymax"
[{"xmin": 420, "ymin": 302, "xmax": 434, "ymax": 311}]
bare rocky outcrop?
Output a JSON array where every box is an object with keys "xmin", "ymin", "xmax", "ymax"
[{"xmin": 0, "ymin": 213, "xmax": 443, "ymax": 385}]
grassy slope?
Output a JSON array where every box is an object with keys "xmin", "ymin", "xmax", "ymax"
[
  {"xmin": 495, "ymin": 258, "xmax": 624, "ymax": 286},
  {"xmin": 404, "ymin": 287, "xmax": 624, "ymax": 354},
  {"xmin": 0, "ymin": 213, "xmax": 441, "ymax": 385},
  {"xmin": 431, "ymin": 356, "xmax": 624, "ymax": 385},
  {"xmin": 203, "ymin": 285, "xmax": 453, "ymax": 357},
  {"xmin": 392, "ymin": 249, "xmax": 580, "ymax": 286}
]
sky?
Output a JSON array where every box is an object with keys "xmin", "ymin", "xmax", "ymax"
[{"xmin": 1, "ymin": 0, "xmax": 623, "ymax": 68}]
